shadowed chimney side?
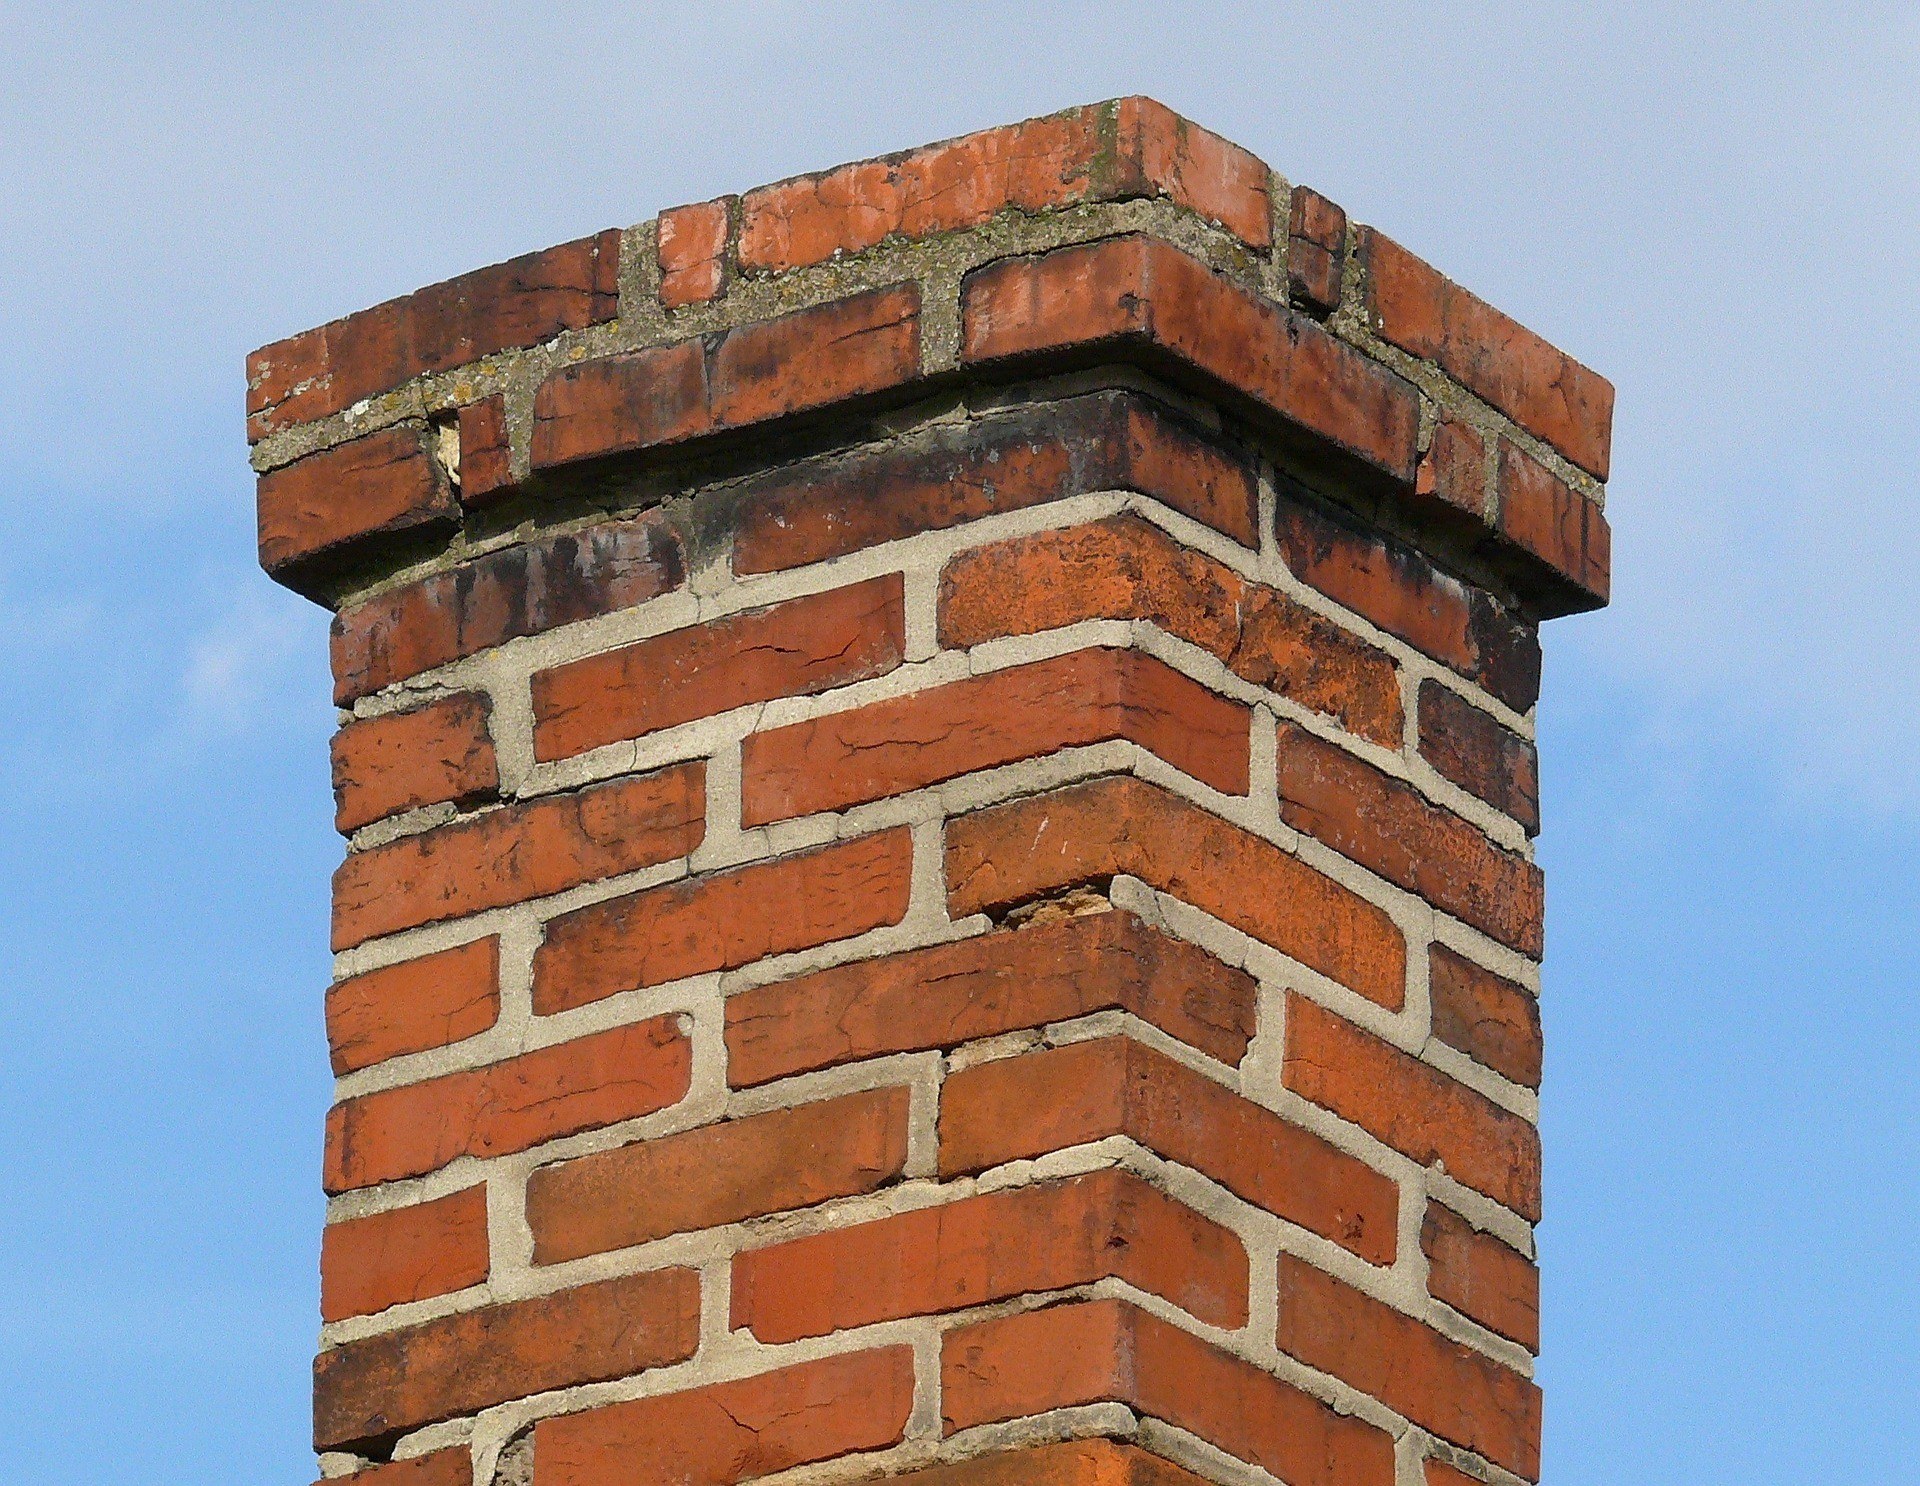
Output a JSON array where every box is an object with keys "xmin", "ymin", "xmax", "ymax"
[{"xmin": 250, "ymin": 97, "xmax": 1611, "ymax": 1486}]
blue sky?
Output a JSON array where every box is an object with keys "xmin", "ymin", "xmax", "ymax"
[{"xmin": 3, "ymin": 4, "xmax": 1915, "ymax": 1480}]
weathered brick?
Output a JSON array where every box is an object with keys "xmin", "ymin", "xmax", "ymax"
[
  {"xmin": 658, "ymin": 198, "xmax": 732, "ymax": 309},
  {"xmin": 1417, "ymin": 681, "xmax": 1540, "ymax": 835},
  {"xmin": 456, "ymin": 395, "xmax": 512, "ymax": 506},
  {"xmin": 1110, "ymin": 96, "xmax": 1272, "ymax": 247},
  {"xmin": 325, "ymin": 937, "xmax": 500, "ymax": 1076},
  {"xmin": 1273, "ymin": 492, "xmax": 1541, "ymax": 714},
  {"xmin": 943, "ymin": 1299, "xmax": 1395, "ymax": 1486},
  {"xmin": 331, "ymin": 692, "xmax": 498, "ymax": 833},
  {"xmin": 725, "ymin": 907, "xmax": 1256, "ymax": 1085},
  {"xmin": 312, "ymin": 1446, "xmax": 472, "ymax": 1486},
  {"xmin": 731, "ymin": 1169, "xmax": 1247, "ymax": 1342},
  {"xmin": 533, "ymin": 574, "xmax": 905, "ymax": 762},
  {"xmin": 938, "ymin": 515, "xmax": 1404, "ymax": 747},
  {"xmin": 743, "ymin": 647, "xmax": 1251, "ymax": 826},
  {"xmin": 1360, "ymin": 227, "xmax": 1613, "ymax": 481},
  {"xmin": 331, "ymin": 763, "xmax": 704, "ymax": 951},
  {"xmin": 946, "ymin": 775, "xmax": 1406, "ymax": 1010},
  {"xmin": 247, "ymin": 229, "xmax": 621, "ymax": 441},
  {"xmin": 257, "ymin": 424, "xmax": 457, "ymax": 581},
  {"xmin": 532, "ymin": 828, "xmax": 912, "ymax": 1015},
  {"xmin": 880, "ymin": 1441, "xmax": 1214, "ymax": 1486},
  {"xmin": 313, "ymin": 1267, "xmax": 698, "ymax": 1454},
  {"xmin": 963, "ymin": 236, "xmax": 1420, "ymax": 482},
  {"xmin": 320, "ymin": 1184, "xmax": 489, "ymax": 1322},
  {"xmin": 1428, "ymin": 942, "xmax": 1542, "ymax": 1090},
  {"xmin": 1283, "ymin": 995, "xmax": 1540, "ymax": 1221},
  {"xmin": 536, "ymin": 1346, "xmax": 913, "ymax": 1486},
  {"xmin": 324, "ymin": 1014, "xmax": 691, "ymax": 1193},
  {"xmin": 1496, "ymin": 438, "xmax": 1610, "ymax": 609},
  {"xmin": 1275, "ymin": 722, "xmax": 1542, "ymax": 955},
  {"xmin": 530, "ymin": 285, "xmax": 921, "ymax": 471},
  {"xmin": 1277, "ymin": 1255, "xmax": 1541, "ymax": 1479},
  {"xmin": 733, "ymin": 390, "xmax": 1259, "ymax": 573},
  {"xmin": 330, "ymin": 508, "xmax": 686, "ymax": 705},
  {"xmin": 1422, "ymin": 1200, "xmax": 1540, "ymax": 1351},
  {"xmin": 1414, "ymin": 415, "xmax": 1493, "ymax": 524},
  {"xmin": 940, "ymin": 1037, "xmax": 1398, "ymax": 1264},
  {"xmin": 1422, "ymin": 1459, "xmax": 1483, "ymax": 1486},
  {"xmin": 528, "ymin": 1087, "xmax": 910, "ymax": 1263},
  {"xmin": 1286, "ymin": 186, "xmax": 1348, "ymax": 315}
]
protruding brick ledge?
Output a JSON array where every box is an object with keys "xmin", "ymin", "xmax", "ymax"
[{"xmin": 249, "ymin": 96, "xmax": 1611, "ymax": 616}]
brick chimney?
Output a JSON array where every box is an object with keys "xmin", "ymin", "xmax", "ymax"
[{"xmin": 251, "ymin": 98, "xmax": 1610, "ymax": 1486}]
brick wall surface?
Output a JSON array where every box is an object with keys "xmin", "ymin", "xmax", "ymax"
[{"xmin": 254, "ymin": 96, "xmax": 1608, "ymax": 1486}]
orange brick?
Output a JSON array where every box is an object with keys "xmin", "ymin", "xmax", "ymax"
[
  {"xmin": 1361, "ymin": 227, "xmax": 1613, "ymax": 480},
  {"xmin": 877, "ymin": 1441, "xmax": 1217, "ymax": 1486},
  {"xmin": 323, "ymin": 1014, "xmax": 690, "ymax": 1193},
  {"xmin": 1283, "ymin": 995, "xmax": 1540, "ymax": 1221},
  {"xmin": 963, "ymin": 235, "xmax": 1419, "ymax": 483},
  {"xmin": 257, "ymin": 424, "xmax": 456, "ymax": 582},
  {"xmin": 1414, "ymin": 414, "xmax": 1493, "ymax": 524},
  {"xmin": 331, "ymin": 692, "xmax": 498, "ymax": 833},
  {"xmin": 456, "ymin": 395, "xmax": 512, "ymax": 506},
  {"xmin": 1496, "ymin": 437, "xmax": 1610, "ymax": 609},
  {"xmin": 1286, "ymin": 185, "xmax": 1348, "ymax": 314},
  {"xmin": 532, "ymin": 829, "xmax": 912, "ymax": 1015},
  {"xmin": 943, "ymin": 1299, "xmax": 1394, "ymax": 1486},
  {"xmin": 1417, "ymin": 681, "xmax": 1540, "ymax": 836},
  {"xmin": 1277, "ymin": 1255, "xmax": 1541, "ymax": 1479},
  {"xmin": 938, "ymin": 515, "xmax": 1404, "ymax": 747},
  {"xmin": 940, "ymin": 1038, "xmax": 1398, "ymax": 1264},
  {"xmin": 743, "ymin": 648, "xmax": 1251, "ymax": 826},
  {"xmin": 536, "ymin": 1346, "xmax": 913, "ymax": 1486},
  {"xmin": 1275, "ymin": 722, "xmax": 1541, "ymax": 955},
  {"xmin": 331, "ymin": 763, "xmax": 704, "ymax": 951},
  {"xmin": 320, "ymin": 1184, "xmax": 489, "ymax": 1322},
  {"xmin": 1422, "ymin": 1200, "xmax": 1540, "ymax": 1352},
  {"xmin": 325, "ymin": 937, "xmax": 499, "ymax": 1076},
  {"xmin": 731, "ymin": 1169, "xmax": 1246, "ymax": 1342},
  {"xmin": 946, "ymin": 776, "xmax": 1406, "ymax": 1009},
  {"xmin": 528, "ymin": 1087, "xmax": 910, "ymax": 1263},
  {"xmin": 724, "ymin": 908, "xmax": 1256, "ymax": 1084},
  {"xmin": 1423, "ymin": 1459, "xmax": 1483, "ymax": 1486},
  {"xmin": 658, "ymin": 198, "xmax": 731, "ymax": 309},
  {"xmin": 312, "ymin": 1446, "xmax": 471, "ymax": 1486},
  {"xmin": 1428, "ymin": 943, "xmax": 1542, "ymax": 1089},
  {"xmin": 1111, "ymin": 97, "xmax": 1272, "ymax": 247},
  {"xmin": 533, "ymin": 575, "xmax": 905, "ymax": 762},
  {"xmin": 313, "ymin": 1267, "xmax": 698, "ymax": 1454}
]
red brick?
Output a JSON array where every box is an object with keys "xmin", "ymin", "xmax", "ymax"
[
  {"xmin": 1286, "ymin": 186, "xmax": 1348, "ymax": 314},
  {"xmin": 938, "ymin": 515, "xmax": 1404, "ymax": 747},
  {"xmin": 1283, "ymin": 995, "xmax": 1540, "ymax": 1221},
  {"xmin": 324, "ymin": 1014, "xmax": 691, "ymax": 1193},
  {"xmin": 658, "ymin": 198, "xmax": 732, "ymax": 309},
  {"xmin": 1428, "ymin": 943, "xmax": 1542, "ymax": 1089},
  {"xmin": 530, "ymin": 285, "xmax": 921, "ymax": 471},
  {"xmin": 1422, "ymin": 1200, "xmax": 1539, "ymax": 1351},
  {"xmin": 528, "ymin": 1087, "xmax": 910, "ymax": 1263},
  {"xmin": 313, "ymin": 1267, "xmax": 698, "ymax": 1454},
  {"xmin": 312, "ymin": 1446, "xmax": 471, "ymax": 1486},
  {"xmin": 247, "ymin": 229, "xmax": 621, "ymax": 441},
  {"xmin": 1417, "ymin": 681, "xmax": 1540, "ymax": 835},
  {"xmin": 1277, "ymin": 1255, "xmax": 1541, "ymax": 1479},
  {"xmin": 1273, "ymin": 493, "xmax": 1541, "ymax": 714},
  {"xmin": 940, "ymin": 1038, "xmax": 1398, "ymax": 1264},
  {"xmin": 457, "ymin": 395, "xmax": 512, "ymax": 506},
  {"xmin": 733, "ymin": 390, "xmax": 1259, "ymax": 572},
  {"xmin": 257, "ymin": 424, "xmax": 457, "ymax": 582},
  {"xmin": 1275, "ymin": 722, "xmax": 1542, "ymax": 955},
  {"xmin": 1423, "ymin": 1459, "xmax": 1483, "ymax": 1486},
  {"xmin": 1361, "ymin": 227, "xmax": 1613, "ymax": 480},
  {"xmin": 743, "ymin": 648, "xmax": 1251, "ymax": 826},
  {"xmin": 536, "ymin": 1346, "xmax": 913, "ymax": 1486},
  {"xmin": 331, "ymin": 692, "xmax": 498, "ymax": 833},
  {"xmin": 1110, "ymin": 97, "xmax": 1272, "ymax": 247},
  {"xmin": 725, "ymin": 908, "xmax": 1256, "ymax": 1085},
  {"xmin": 944, "ymin": 1299, "xmax": 1394, "ymax": 1486},
  {"xmin": 946, "ymin": 775, "xmax": 1406, "ymax": 1009},
  {"xmin": 325, "ymin": 938, "xmax": 500, "ymax": 1076},
  {"xmin": 731, "ymin": 1169, "xmax": 1247, "ymax": 1343},
  {"xmin": 878, "ymin": 1441, "xmax": 1217, "ymax": 1486},
  {"xmin": 962, "ymin": 235, "xmax": 1420, "ymax": 483},
  {"xmin": 533, "ymin": 574, "xmax": 905, "ymax": 763},
  {"xmin": 320, "ymin": 1184, "xmax": 490, "ymax": 1322},
  {"xmin": 532, "ymin": 828, "xmax": 912, "ymax": 1015},
  {"xmin": 331, "ymin": 763, "xmax": 704, "ymax": 951},
  {"xmin": 1496, "ymin": 438, "xmax": 1610, "ymax": 609},
  {"xmin": 330, "ymin": 507, "xmax": 685, "ymax": 704},
  {"xmin": 1414, "ymin": 415, "xmax": 1493, "ymax": 524}
]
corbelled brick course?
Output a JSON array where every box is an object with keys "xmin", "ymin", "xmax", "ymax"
[{"xmin": 254, "ymin": 97, "xmax": 1606, "ymax": 1486}]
